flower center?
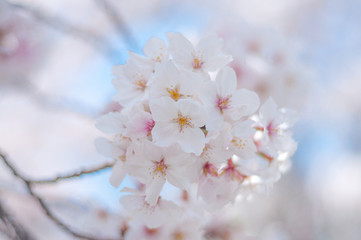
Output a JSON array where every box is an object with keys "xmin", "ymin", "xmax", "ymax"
[
  {"xmin": 173, "ymin": 113, "xmax": 193, "ymax": 132},
  {"xmin": 217, "ymin": 96, "xmax": 231, "ymax": 114},
  {"xmin": 153, "ymin": 55, "xmax": 162, "ymax": 63},
  {"xmin": 145, "ymin": 119, "xmax": 155, "ymax": 136},
  {"xmin": 192, "ymin": 57, "xmax": 203, "ymax": 69},
  {"xmin": 150, "ymin": 158, "xmax": 167, "ymax": 178},
  {"xmin": 167, "ymin": 87, "xmax": 182, "ymax": 101},
  {"xmin": 267, "ymin": 121, "xmax": 278, "ymax": 138},
  {"xmin": 203, "ymin": 162, "xmax": 218, "ymax": 176},
  {"xmin": 134, "ymin": 79, "xmax": 147, "ymax": 91},
  {"xmin": 231, "ymin": 138, "xmax": 248, "ymax": 151},
  {"xmin": 221, "ymin": 159, "xmax": 246, "ymax": 182}
]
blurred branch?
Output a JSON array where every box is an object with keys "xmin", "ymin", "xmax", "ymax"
[
  {"xmin": 33, "ymin": 162, "xmax": 113, "ymax": 184},
  {"xmin": 5, "ymin": 0, "xmax": 121, "ymax": 61},
  {"xmin": 0, "ymin": 199, "xmax": 35, "ymax": 240},
  {"xmin": 93, "ymin": 0, "xmax": 138, "ymax": 51},
  {"xmin": 0, "ymin": 151, "xmax": 118, "ymax": 240},
  {"xmin": 24, "ymin": 82, "xmax": 100, "ymax": 118}
]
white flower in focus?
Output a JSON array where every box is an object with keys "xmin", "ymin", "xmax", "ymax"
[
  {"xmin": 150, "ymin": 60, "xmax": 203, "ymax": 101},
  {"xmin": 229, "ymin": 120, "xmax": 257, "ymax": 159},
  {"xmin": 112, "ymin": 60, "xmax": 153, "ymax": 108},
  {"xmin": 127, "ymin": 140, "xmax": 197, "ymax": 206},
  {"xmin": 95, "ymin": 136, "xmax": 131, "ymax": 188},
  {"xmin": 201, "ymin": 67, "xmax": 260, "ymax": 121},
  {"xmin": 129, "ymin": 36, "xmax": 169, "ymax": 71},
  {"xmin": 167, "ymin": 32, "xmax": 232, "ymax": 72},
  {"xmin": 125, "ymin": 103, "xmax": 155, "ymax": 140},
  {"xmin": 150, "ymin": 97, "xmax": 208, "ymax": 155}
]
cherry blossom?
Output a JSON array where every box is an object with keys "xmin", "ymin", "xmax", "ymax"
[
  {"xmin": 150, "ymin": 60, "xmax": 202, "ymax": 101},
  {"xmin": 150, "ymin": 97, "xmax": 208, "ymax": 155},
  {"xmin": 126, "ymin": 140, "xmax": 197, "ymax": 206},
  {"xmin": 167, "ymin": 32, "xmax": 232, "ymax": 72},
  {"xmin": 200, "ymin": 67, "xmax": 260, "ymax": 121}
]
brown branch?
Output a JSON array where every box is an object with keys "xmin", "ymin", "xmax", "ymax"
[
  {"xmin": 4, "ymin": 0, "xmax": 121, "ymax": 61},
  {"xmin": 32, "ymin": 162, "xmax": 113, "ymax": 184},
  {"xmin": 0, "ymin": 151, "xmax": 118, "ymax": 240},
  {"xmin": 0, "ymin": 198, "xmax": 35, "ymax": 240}
]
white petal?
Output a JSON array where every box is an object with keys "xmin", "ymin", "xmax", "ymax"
[
  {"xmin": 94, "ymin": 137, "xmax": 124, "ymax": 158},
  {"xmin": 126, "ymin": 111, "xmax": 153, "ymax": 139},
  {"xmin": 215, "ymin": 67, "xmax": 237, "ymax": 96},
  {"xmin": 127, "ymin": 51, "xmax": 151, "ymax": 67},
  {"xmin": 259, "ymin": 97, "xmax": 278, "ymax": 124},
  {"xmin": 145, "ymin": 176, "xmax": 166, "ymax": 206},
  {"xmin": 143, "ymin": 37, "xmax": 169, "ymax": 62},
  {"xmin": 166, "ymin": 32, "xmax": 194, "ymax": 69},
  {"xmin": 233, "ymin": 120, "xmax": 256, "ymax": 138},
  {"xmin": 229, "ymin": 89, "xmax": 260, "ymax": 120},
  {"xmin": 232, "ymin": 137, "xmax": 257, "ymax": 159},
  {"xmin": 151, "ymin": 122, "xmax": 178, "ymax": 147},
  {"xmin": 197, "ymin": 35, "xmax": 232, "ymax": 72},
  {"xmin": 176, "ymin": 99, "xmax": 208, "ymax": 127},
  {"xmin": 149, "ymin": 97, "xmax": 177, "ymax": 122},
  {"xmin": 178, "ymin": 128, "xmax": 206, "ymax": 156},
  {"xmin": 109, "ymin": 160, "xmax": 126, "ymax": 187},
  {"xmin": 95, "ymin": 112, "xmax": 126, "ymax": 134},
  {"xmin": 196, "ymin": 34, "xmax": 223, "ymax": 58}
]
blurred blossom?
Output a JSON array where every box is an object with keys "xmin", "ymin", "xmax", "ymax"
[{"xmin": 0, "ymin": 0, "xmax": 44, "ymax": 88}]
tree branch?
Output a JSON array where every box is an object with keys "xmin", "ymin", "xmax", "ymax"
[
  {"xmin": 32, "ymin": 162, "xmax": 113, "ymax": 184},
  {"xmin": 0, "ymin": 198, "xmax": 35, "ymax": 240},
  {"xmin": 5, "ymin": 0, "xmax": 120, "ymax": 61},
  {"xmin": 0, "ymin": 151, "xmax": 118, "ymax": 240}
]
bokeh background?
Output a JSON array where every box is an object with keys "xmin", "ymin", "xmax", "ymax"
[{"xmin": 0, "ymin": 0, "xmax": 361, "ymax": 239}]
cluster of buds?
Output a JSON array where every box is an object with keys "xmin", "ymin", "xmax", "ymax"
[{"xmin": 96, "ymin": 32, "xmax": 298, "ymax": 238}]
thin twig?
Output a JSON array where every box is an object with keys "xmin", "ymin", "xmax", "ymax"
[
  {"xmin": 5, "ymin": 0, "xmax": 120, "ymax": 61},
  {"xmin": 33, "ymin": 162, "xmax": 113, "ymax": 184},
  {"xmin": 0, "ymin": 198, "xmax": 35, "ymax": 240},
  {"xmin": 93, "ymin": 0, "xmax": 138, "ymax": 51},
  {"xmin": 0, "ymin": 151, "xmax": 117, "ymax": 240}
]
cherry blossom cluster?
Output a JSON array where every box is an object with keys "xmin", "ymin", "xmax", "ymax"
[{"xmin": 96, "ymin": 32, "xmax": 298, "ymax": 237}]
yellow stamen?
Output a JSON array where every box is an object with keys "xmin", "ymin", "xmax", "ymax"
[
  {"xmin": 192, "ymin": 57, "xmax": 203, "ymax": 69},
  {"xmin": 173, "ymin": 113, "xmax": 193, "ymax": 132},
  {"xmin": 167, "ymin": 87, "xmax": 182, "ymax": 101},
  {"xmin": 134, "ymin": 79, "xmax": 146, "ymax": 91}
]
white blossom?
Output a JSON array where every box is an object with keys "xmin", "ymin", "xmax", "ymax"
[
  {"xmin": 150, "ymin": 97, "xmax": 208, "ymax": 155},
  {"xmin": 167, "ymin": 32, "xmax": 232, "ymax": 72}
]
